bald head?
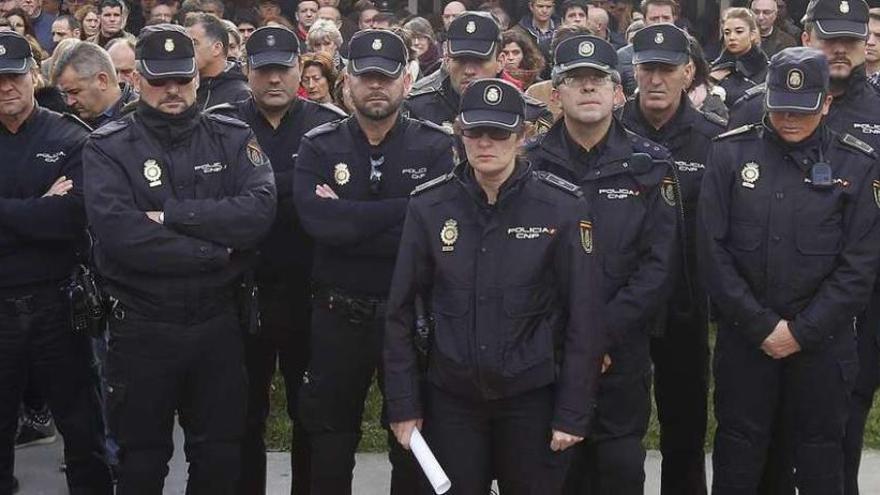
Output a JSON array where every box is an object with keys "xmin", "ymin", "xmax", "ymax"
[
  {"xmin": 106, "ymin": 38, "xmax": 137, "ymax": 86},
  {"xmin": 442, "ymin": 1, "xmax": 466, "ymax": 30},
  {"xmin": 588, "ymin": 6, "xmax": 610, "ymax": 35}
]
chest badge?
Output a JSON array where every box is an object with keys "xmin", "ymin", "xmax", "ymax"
[
  {"xmin": 661, "ymin": 177, "xmax": 677, "ymax": 206},
  {"xmin": 143, "ymin": 159, "xmax": 162, "ymax": 187},
  {"xmin": 440, "ymin": 219, "xmax": 458, "ymax": 252},
  {"xmin": 741, "ymin": 162, "xmax": 760, "ymax": 189},
  {"xmin": 333, "ymin": 163, "xmax": 351, "ymax": 185},
  {"xmin": 579, "ymin": 221, "xmax": 593, "ymax": 254},
  {"xmin": 873, "ymin": 180, "xmax": 880, "ymax": 209}
]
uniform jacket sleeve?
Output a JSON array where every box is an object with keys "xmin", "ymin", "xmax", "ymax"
[
  {"xmin": 0, "ymin": 136, "xmax": 86, "ymax": 242},
  {"xmin": 84, "ymin": 139, "xmax": 231, "ymax": 275},
  {"xmin": 383, "ymin": 201, "xmax": 432, "ymax": 422},
  {"xmin": 551, "ymin": 203, "xmax": 606, "ymax": 437},
  {"xmin": 791, "ymin": 163, "xmax": 880, "ymax": 350},
  {"xmin": 163, "ymin": 130, "xmax": 277, "ymax": 250},
  {"xmin": 697, "ymin": 143, "xmax": 781, "ymax": 345},
  {"xmin": 293, "ymin": 137, "xmax": 409, "ymax": 246},
  {"xmin": 604, "ymin": 165, "xmax": 679, "ymax": 346}
]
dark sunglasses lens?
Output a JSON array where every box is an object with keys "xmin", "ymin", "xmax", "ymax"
[
  {"xmin": 463, "ymin": 127, "xmax": 513, "ymax": 141},
  {"xmin": 146, "ymin": 77, "xmax": 194, "ymax": 87}
]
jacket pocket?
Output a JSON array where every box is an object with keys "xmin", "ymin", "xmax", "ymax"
[
  {"xmin": 432, "ymin": 288, "xmax": 472, "ymax": 366},
  {"xmin": 728, "ymin": 221, "xmax": 762, "ymax": 252},
  {"xmin": 501, "ymin": 285, "xmax": 555, "ymax": 377}
]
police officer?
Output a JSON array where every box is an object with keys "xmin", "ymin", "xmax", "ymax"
[
  {"xmin": 699, "ymin": 47, "xmax": 880, "ymax": 495},
  {"xmin": 384, "ymin": 78, "xmax": 606, "ymax": 493},
  {"xmin": 619, "ymin": 23, "xmax": 726, "ymax": 495},
  {"xmin": 728, "ymin": 2, "xmax": 880, "ymax": 492},
  {"xmin": 0, "ymin": 30, "xmax": 113, "ymax": 495},
  {"xmin": 83, "ymin": 24, "xmax": 276, "ymax": 493},
  {"xmin": 406, "ymin": 12, "xmax": 554, "ymax": 139},
  {"xmin": 526, "ymin": 35, "xmax": 679, "ymax": 495},
  {"xmin": 292, "ymin": 29, "xmax": 455, "ymax": 494},
  {"xmin": 229, "ymin": 25, "xmax": 345, "ymax": 495}
]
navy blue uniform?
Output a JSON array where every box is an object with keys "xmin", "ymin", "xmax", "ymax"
[
  {"xmin": 710, "ymin": 48, "xmax": 769, "ymax": 107},
  {"xmin": 620, "ymin": 95, "xmax": 726, "ymax": 495},
  {"xmin": 292, "ymin": 115, "xmax": 455, "ymax": 493},
  {"xmin": 698, "ymin": 123, "xmax": 880, "ymax": 495},
  {"xmin": 228, "ymin": 96, "xmax": 345, "ymax": 495},
  {"xmin": 0, "ymin": 106, "xmax": 113, "ymax": 495},
  {"xmin": 527, "ymin": 118, "xmax": 679, "ymax": 495},
  {"xmin": 84, "ymin": 105, "xmax": 276, "ymax": 494},
  {"xmin": 383, "ymin": 162, "xmax": 606, "ymax": 493}
]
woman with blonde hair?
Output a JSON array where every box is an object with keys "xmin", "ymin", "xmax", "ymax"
[{"xmin": 709, "ymin": 7, "xmax": 768, "ymax": 106}]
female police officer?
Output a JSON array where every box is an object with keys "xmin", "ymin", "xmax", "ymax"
[{"xmin": 383, "ymin": 78, "xmax": 606, "ymax": 493}]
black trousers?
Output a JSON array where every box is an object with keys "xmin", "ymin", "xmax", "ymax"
[
  {"xmin": 298, "ymin": 302, "xmax": 419, "ymax": 495},
  {"xmin": 105, "ymin": 306, "xmax": 247, "ymax": 495},
  {"xmin": 424, "ymin": 384, "xmax": 572, "ymax": 495},
  {"xmin": 239, "ymin": 282, "xmax": 312, "ymax": 495},
  {"xmin": 650, "ymin": 303, "xmax": 710, "ymax": 495},
  {"xmin": 712, "ymin": 323, "xmax": 857, "ymax": 495},
  {"xmin": 0, "ymin": 283, "xmax": 112, "ymax": 495},
  {"xmin": 564, "ymin": 332, "xmax": 652, "ymax": 495}
]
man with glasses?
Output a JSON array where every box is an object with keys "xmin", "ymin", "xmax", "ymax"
[
  {"xmin": 293, "ymin": 29, "xmax": 455, "ymax": 494},
  {"xmin": 526, "ymin": 34, "xmax": 679, "ymax": 495},
  {"xmin": 83, "ymin": 24, "xmax": 276, "ymax": 493}
]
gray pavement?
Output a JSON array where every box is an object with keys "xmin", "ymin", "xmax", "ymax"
[{"xmin": 13, "ymin": 426, "xmax": 880, "ymax": 494}]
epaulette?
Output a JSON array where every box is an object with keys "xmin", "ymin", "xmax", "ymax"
[
  {"xmin": 534, "ymin": 170, "xmax": 582, "ymax": 197},
  {"xmin": 409, "ymin": 84, "xmax": 440, "ymax": 98},
  {"xmin": 317, "ymin": 101, "xmax": 348, "ymax": 118},
  {"xmin": 205, "ymin": 102, "xmax": 236, "ymax": 114},
  {"xmin": 840, "ymin": 133, "xmax": 876, "ymax": 156},
  {"xmin": 414, "ymin": 118, "xmax": 453, "ymax": 135},
  {"xmin": 742, "ymin": 83, "xmax": 766, "ymax": 99},
  {"xmin": 62, "ymin": 112, "xmax": 93, "ymax": 132},
  {"xmin": 714, "ymin": 123, "xmax": 757, "ymax": 140},
  {"xmin": 90, "ymin": 117, "xmax": 129, "ymax": 138},
  {"xmin": 411, "ymin": 172, "xmax": 455, "ymax": 196},
  {"xmin": 120, "ymin": 99, "xmax": 138, "ymax": 116},
  {"xmin": 700, "ymin": 109, "xmax": 728, "ymax": 128},
  {"xmin": 304, "ymin": 120, "xmax": 342, "ymax": 139},
  {"xmin": 626, "ymin": 131, "xmax": 671, "ymax": 160},
  {"xmin": 205, "ymin": 112, "xmax": 249, "ymax": 128}
]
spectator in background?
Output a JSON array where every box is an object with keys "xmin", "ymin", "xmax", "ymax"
[
  {"xmin": 74, "ymin": 4, "xmax": 98, "ymax": 40},
  {"xmin": 404, "ymin": 16, "xmax": 441, "ymax": 79},
  {"xmin": 51, "ymin": 14, "xmax": 79, "ymax": 45},
  {"xmin": 625, "ymin": 18, "xmax": 644, "ymax": 42},
  {"xmin": 480, "ymin": 3, "xmax": 511, "ymax": 30},
  {"xmin": 258, "ymin": 0, "xmax": 282, "ymax": 24},
  {"xmin": 371, "ymin": 11, "xmax": 397, "ymax": 29},
  {"xmin": 105, "ymin": 36, "xmax": 137, "ymax": 85},
  {"xmin": 710, "ymin": 7, "xmax": 767, "ymax": 107},
  {"xmin": 295, "ymin": 0, "xmax": 318, "ymax": 46},
  {"xmin": 264, "ymin": 14, "xmax": 294, "ymax": 29},
  {"xmin": 356, "ymin": 1, "xmax": 378, "ymax": 29},
  {"xmin": 516, "ymin": 0, "xmax": 558, "ymax": 58},
  {"xmin": 686, "ymin": 33, "xmax": 728, "ymax": 121},
  {"xmin": 40, "ymin": 35, "xmax": 78, "ymax": 79},
  {"xmin": 0, "ymin": 0, "xmax": 17, "ymax": 16},
  {"xmin": 185, "ymin": 13, "xmax": 251, "ymax": 108},
  {"xmin": 300, "ymin": 51, "xmax": 337, "ymax": 104},
  {"xmin": 200, "ymin": 0, "xmax": 222, "ymax": 18},
  {"xmin": 588, "ymin": 5, "xmax": 626, "ymax": 49},
  {"xmin": 500, "ymin": 28, "xmax": 545, "ymax": 88},
  {"xmin": 222, "ymin": 18, "xmax": 243, "ymax": 62},
  {"xmin": 866, "ymin": 9, "xmax": 880, "ymax": 77},
  {"xmin": 149, "ymin": 0, "xmax": 176, "ymax": 23},
  {"xmin": 608, "ymin": 0, "xmax": 634, "ymax": 36},
  {"xmin": 97, "ymin": 0, "xmax": 132, "ymax": 46},
  {"xmin": 62, "ymin": 0, "xmax": 89, "ymax": 16},
  {"xmin": 22, "ymin": 0, "xmax": 56, "ymax": 52},
  {"xmin": 235, "ymin": 11, "xmax": 259, "ymax": 43},
  {"xmin": 307, "ymin": 18, "xmax": 343, "ymax": 68},
  {"xmin": 618, "ymin": 0, "xmax": 679, "ymax": 96},
  {"xmin": 439, "ymin": 0, "xmax": 465, "ymax": 40},
  {"xmin": 5, "ymin": 7, "xmax": 48, "ymax": 60},
  {"xmin": 177, "ymin": 0, "xmax": 205, "ymax": 23},
  {"xmin": 775, "ymin": 0, "xmax": 801, "ymax": 39},
  {"xmin": 751, "ymin": 0, "xmax": 796, "ymax": 58},
  {"xmin": 561, "ymin": 0, "xmax": 589, "ymax": 28}
]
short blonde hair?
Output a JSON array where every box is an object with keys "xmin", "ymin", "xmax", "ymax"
[{"xmin": 308, "ymin": 18, "xmax": 343, "ymax": 50}]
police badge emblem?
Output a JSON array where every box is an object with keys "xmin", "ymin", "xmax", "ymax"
[
  {"xmin": 164, "ymin": 38, "xmax": 175, "ymax": 52},
  {"xmin": 0, "ymin": 45, "xmax": 6, "ymax": 56},
  {"xmin": 484, "ymin": 85, "xmax": 502, "ymax": 105},
  {"xmin": 578, "ymin": 41, "xmax": 594, "ymax": 57},
  {"xmin": 466, "ymin": 21, "xmax": 476, "ymax": 33},
  {"xmin": 266, "ymin": 34, "xmax": 276, "ymax": 47},
  {"xmin": 840, "ymin": 0, "xmax": 850, "ymax": 13},
  {"xmin": 333, "ymin": 163, "xmax": 351, "ymax": 185},
  {"xmin": 655, "ymin": 32, "xmax": 664, "ymax": 44},
  {"xmin": 741, "ymin": 162, "xmax": 760, "ymax": 188},
  {"xmin": 661, "ymin": 177, "xmax": 677, "ymax": 206},
  {"xmin": 143, "ymin": 159, "xmax": 163, "ymax": 187},
  {"xmin": 372, "ymin": 38, "xmax": 382, "ymax": 50},
  {"xmin": 579, "ymin": 220, "xmax": 593, "ymax": 254},
  {"xmin": 787, "ymin": 69, "xmax": 803, "ymax": 90},
  {"xmin": 873, "ymin": 180, "xmax": 880, "ymax": 209},
  {"xmin": 440, "ymin": 219, "xmax": 458, "ymax": 252}
]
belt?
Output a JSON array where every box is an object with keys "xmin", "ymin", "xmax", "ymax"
[{"xmin": 312, "ymin": 284, "xmax": 387, "ymax": 323}]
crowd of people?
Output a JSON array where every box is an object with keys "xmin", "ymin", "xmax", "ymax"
[{"xmin": 2, "ymin": 0, "xmax": 880, "ymax": 494}]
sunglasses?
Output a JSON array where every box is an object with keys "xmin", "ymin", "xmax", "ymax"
[
  {"xmin": 461, "ymin": 127, "xmax": 514, "ymax": 141},
  {"xmin": 369, "ymin": 153, "xmax": 384, "ymax": 195},
  {"xmin": 146, "ymin": 77, "xmax": 195, "ymax": 87}
]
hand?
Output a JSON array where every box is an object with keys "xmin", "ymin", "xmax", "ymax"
[
  {"xmin": 601, "ymin": 354, "xmax": 612, "ymax": 374},
  {"xmin": 761, "ymin": 320, "xmax": 802, "ymax": 359},
  {"xmin": 145, "ymin": 211, "xmax": 163, "ymax": 224},
  {"xmin": 315, "ymin": 184, "xmax": 339, "ymax": 199},
  {"xmin": 550, "ymin": 430, "xmax": 583, "ymax": 452},
  {"xmin": 42, "ymin": 176, "xmax": 73, "ymax": 197},
  {"xmin": 390, "ymin": 419, "xmax": 423, "ymax": 450}
]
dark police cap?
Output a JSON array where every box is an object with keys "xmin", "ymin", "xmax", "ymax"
[
  {"xmin": 553, "ymin": 35, "xmax": 617, "ymax": 76},
  {"xmin": 459, "ymin": 78, "xmax": 525, "ymax": 131},
  {"xmin": 136, "ymin": 24, "xmax": 197, "ymax": 81},
  {"xmin": 802, "ymin": 0, "xmax": 868, "ymax": 38},
  {"xmin": 765, "ymin": 47, "xmax": 829, "ymax": 114},
  {"xmin": 446, "ymin": 12, "xmax": 501, "ymax": 59},
  {"xmin": 247, "ymin": 26, "xmax": 299, "ymax": 69},
  {"xmin": 0, "ymin": 31, "xmax": 33, "ymax": 75},
  {"xmin": 632, "ymin": 24, "xmax": 690, "ymax": 65},
  {"xmin": 348, "ymin": 29, "xmax": 408, "ymax": 77}
]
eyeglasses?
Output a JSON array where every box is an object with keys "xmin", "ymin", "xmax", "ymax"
[
  {"xmin": 146, "ymin": 77, "xmax": 195, "ymax": 87},
  {"xmin": 561, "ymin": 73, "xmax": 613, "ymax": 87},
  {"xmin": 369, "ymin": 153, "xmax": 384, "ymax": 195},
  {"xmin": 461, "ymin": 127, "xmax": 514, "ymax": 141}
]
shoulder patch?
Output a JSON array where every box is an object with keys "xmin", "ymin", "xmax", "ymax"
[
  {"xmin": 317, "ymin": 101, "xmax": 348, "ymax": 118},
  {"xmin": 205, "ymin": 112, "xmax": 249, "ymax": 128},
  {"xmin": 246, "ymin": 139, "xmax": 270, "ymax": 167},
  {"xmin": 90, "ymin": 117, "xmax": 130, "ymax": 138},
  {"xmin": 714, "ymin": 124, "xmax": 757, "ymax": 140},
  {"xmin": 415, "ymin": 118, "xmax": 454, "ymax": 135},
  {"xmin": 204, "ymin": 102, "xmax": 236, "ymax": 114},
  {"xmin": 408, "ymin": 85, "xmax": 440, "ymax": 98},
  {"xmin": 304, "ymin": 119, "xmax": 342, "ymax": 139},
  {"xmin": 700, "ymin": 109, "xmax": 728, "ymax": 128},
  {"xmin": 61, "ymin": 112, "xmax": 93, "ymax": 132},
  {"xmin": 626, "ymin": 131, "xmax": 671, "ymax": 159},
  {"xmin": 411, "ymin": 172, "xmax": 455, "ymax": 196},
  {"xmin": 743, "ymin": 83, "xmax": 766, "ymax": 98},
  {"xmin": 841, "ymin": 133, "xmax": 876, "ymax": 156},
  {"xmin": 534, "ymin": 170, "xmax": 582, "ymax": 197}
]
